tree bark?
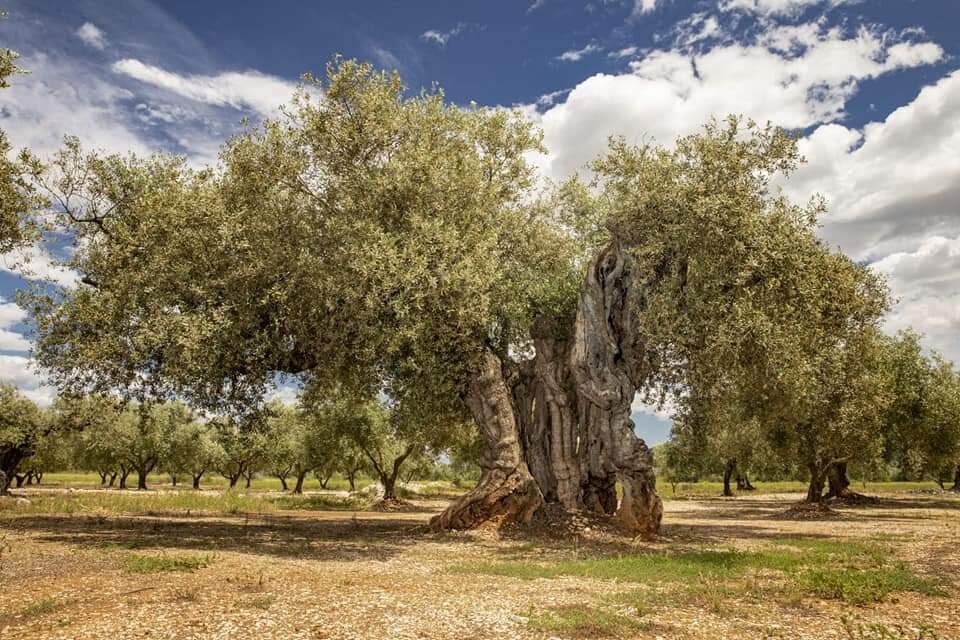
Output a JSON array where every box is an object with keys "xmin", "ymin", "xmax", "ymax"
[
  {"xmin": 293, "ymin": 470, "xmax": 308, "ymax": 494},
  {"xmin": 432, "ymin": 348, "xmax": 544, "ymax": 530},
  {"xmin": 108, "ymin": 472, "xmax": 117, "ymax": 487},
  {"xmin": 118, "ymin": 466, "xmax": 130, "ymax": 490},
  {"xmin": 192, "ymin": 472, "xmax": 203, "ymax": 489},
  {"xmin": 277, "ymin": 475, "xmax": 288, "ymax": 491},
  {"xmin": 722, "ymin": 459, "xmax": 736, "ymax": 497},
  {"xmin": 170, "ymin": 474, "xmax": 177, "ymax": 487},
  {"xmin": 806, "ymin": 464, "xmax": 826, "ymax": 503},
  {"xmin": 570, "ymin": 243, "xmax": 663, "ymax": 536},
  {"xmin": 951, "ymin": 464, "xmax": 960, "ymax": 492},
  {"xmin": 736, "ymin": 471, "xmax": 755, "ymax": 491},
  {"xmin": 0, "ymin": 445, "xmax": 30, "ymax": 496},
  {"xmin": 98, "ymin": 471, "xmax": 108, "ymax": 485},
  {"xmin": 34, "ymin": 471, "xmax": 42, "ymax": 484}
]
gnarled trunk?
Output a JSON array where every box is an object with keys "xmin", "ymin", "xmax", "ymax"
[
  {"xmin": 571, "ymin": 244, "xmax": 662, "ymax": 536},
  {"xmin": 192, "ymin": 472, "xmax": 203, "ymax": 489},
  {"xmin": 432, "ymin": 348, "xmax": 543, "ymax": 530},
  {"xmin": 949, "ymin": 464, "xmax": 959, "ymax": 492}
]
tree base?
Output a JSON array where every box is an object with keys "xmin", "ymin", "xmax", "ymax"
[
  {"xmin": 826, "ymin": 489, "xmax": 879, "ymax": 504},
  {"xmin": 371, "ymin": 497, "xmax": 419, "ymax": 512},
  {"xmin": 431, "ymin": 470, "xmax": 542, "ymax": 530}
]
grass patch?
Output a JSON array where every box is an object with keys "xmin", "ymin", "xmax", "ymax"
[
  {"xmin": 0, "ymin": 491, "xmax": 274, "ymax": 516},
  {"xmin": 20, "ymin": 597, "xmax": 67, "ymax": 617},
  {"xmin": 457, "ymin": 537, "xmax": 945, "ymax": 606},
  {"xmin": 238, "ymin": 594, "xmax": 276, "ymax": 610},
  {"xmin": 527, "ymin": 605, "xmax": 648, "ymax": 639},
  {"xmin": 271, "ymin": 494, "xmax": 370, "ymax": 511},
  {"xmin": 801, "ymin": 566, "xmax": 946, "ymax": 605},
  {"xmin": 843, "ymin": 617, "xmax": 957, "ymax": 640},
  {"xmin": 125, "ymin": 553, "xmax": 214, "ymax": 573}
]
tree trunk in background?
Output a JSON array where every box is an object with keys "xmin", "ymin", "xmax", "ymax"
[
  {"xmin": 108, "ymin": 472, "xmax": 117, "ymax": 487},
  {"xmin": 571, "ymin": 244, "xmax": 662, "ymax": 536},
  {"xmin": 345, "ymin": 469, "xmax": 357, "ymax": 492},
  {"xmin": 736, "ymin": 471, "xmax": 755, "ymax": 491},
  {"xmin": 34, "ymin": 472, "xmax": 42, "ymax": 484},
  {"xmin": 722, "ymin": 460, "xmax": 736, "ymax": 497},
  {"xmin": 14, "ymin": 474, "xmax": 25, "ymax": 488},
  {"xmin": 137, "ymin": 472, "xmax": 149, "ymax": 491},
  {"xmin": 170, "ymin": 474, "xmax": 177, "ymax": 487},
  {"xmin": 0, "ymin": 446, "xmax": 29, "ymax": 496},
  {"xmin": 431, "ymin": 348, "xmax": 543, "ymax": 530},
  {"xmin": 806, "ymin": 464, "xmax": 825, "ymax": 503},
  {"xmin": 192, "ymin": 473, "xmax": 203, "ymax": 489},
  {"xmin": 98, "ymin": 471, "xmax": 108, "ymax": 485},
  {"xmin": 277, "ymin": 475, "xmax": 288, "ymax": 491},
  {"xmin": 118, "ymin": 467, "xmax": 130, "ymax": 490},
  {"xmin": 951, "ymin": 465, "xmax": 960, "ymax": 492},
  {"xmin": 826, "ymin": 462, "xmax": 852, "ymax": 499},
  {"xmin": 293, "ymin": 470, "xmax": 308, "ymax": 494}
]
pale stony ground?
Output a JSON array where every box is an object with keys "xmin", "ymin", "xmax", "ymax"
[{"xmin": 0, "ymin": 491, "xmax": 958, "ymax": 640}]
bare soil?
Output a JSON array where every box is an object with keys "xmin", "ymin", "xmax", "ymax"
[{"xmin": 1, "ymin": 491, "xmax": 958, "ymax": 639}]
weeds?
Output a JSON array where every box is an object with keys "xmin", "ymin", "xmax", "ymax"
[{"xmin": 125, "ymin": 553, "xmax": 214, "ymax": 573}]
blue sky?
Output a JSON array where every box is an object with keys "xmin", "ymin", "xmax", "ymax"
[{"xmin": 1, "ymin": 0, "xmax": 960, "ymax": 445}]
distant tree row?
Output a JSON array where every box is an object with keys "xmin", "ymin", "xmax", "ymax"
[
  {"xmin": 658, "ymin": 330, "xmax": 960, "ymax": 499},
  {"xmin": 0, "ymin": 390, "xmax": 476, "ymax": 496}
]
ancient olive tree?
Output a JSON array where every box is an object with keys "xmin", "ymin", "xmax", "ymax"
[{"xmin": 25, "ymin": 59, "xmax": 885, "ymax": 534}]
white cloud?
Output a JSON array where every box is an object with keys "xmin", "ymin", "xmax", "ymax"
[
  {"xmin": 421, "ymin": 23, "xmax": 465, "ymax": 47},
  {"xmin": 111, "ymin": 59, "xmax": 299, "ymax": 118},
  {"xmin": 557, "ymin": 43, "xmax": 602, "ymax": 62},
  {"xmin": 0, "ymin": 244, "xmax": 80, "ymax": 289},
  {"xmin": 75, "ymin": 22, "xmax": 108, "ymax": 50},
  {"xmin": 632, "ymin": 0, "xmax": 659, "ymax": 16},
  {"xmin": 533, "ymin": 22, "xmax": 942, "ymax": 178},
  {"xmin": 720, "ymin": 0, "xmax": 854, "ymax": 16},
  {"xmin": 0, "ymin": 355, "xmax": 55, "ymax": 406},
  {"xmin": 609, "ymin": 46, "xmax": 639, "ymax": 58},
  {"xmin": 785, "ymin": 69, "xmax": 960, "ymax": 260},
  {"xmin": 0, "ymin": 299, "xmax": 30, "ymax": 352}
]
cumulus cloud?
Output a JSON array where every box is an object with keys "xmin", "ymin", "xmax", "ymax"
[
  {"xmin": 785, "ymin": 69, "xmax": 960, "ymax": 259},
  {"xmin": 75, "ymin": 22, "xmax": 108, "ymax": 50},
  {"xmin": 557, "ymin": 43, "xmax": 602, "ymax": 62},
  {"xmin": 0, "ymin": 244, "xmax": 80, "ymax": 289},
  {"xmin": 872, "ymin": 235, "xmax": 960, "ymax": 363},
  {"xmin": 112, "ymin": 59, "xmax": 299, "ymax": 118},
  {"xmin": 533, "ymin": 22, "xmax": 942, "ymax": 178},
  {"xmin": 0, "ymin": 354, "xmax": 55, "ymax": 405},
  {"xmin": 0, "ymin": 299, "xmax": 30, "ymax": 353}
]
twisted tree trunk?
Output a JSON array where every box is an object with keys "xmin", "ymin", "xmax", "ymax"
[
  {"xmin": 950, "ymin": 464, "xmax": 959, "ymax": 492},
  {"xmin": 571, "ymin": 243, "xmax": 662, "ymax": 536},
  {"xmin": 432, "ymin": 348, "xmax": 543, "ymax": 529}
]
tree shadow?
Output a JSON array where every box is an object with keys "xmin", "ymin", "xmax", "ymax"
[{"xmin": 4, "ymin": 511, "xmax": 445, "ymax": 562}]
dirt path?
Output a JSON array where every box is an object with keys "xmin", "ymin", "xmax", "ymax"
[{"xmin": 1, "ymin": 492, "xmax": 958, "ymax": 639}]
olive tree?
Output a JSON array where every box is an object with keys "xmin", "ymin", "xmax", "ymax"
[
  {"xmin": 24, "ymin": 59, "xmax": 893, "ymax": 534},
  {"xmin": 0, "ymin": 385, "xmax": 44, "ymax": 494}
]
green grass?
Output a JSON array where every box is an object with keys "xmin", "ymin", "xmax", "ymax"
[
  {"xmin": 0, "ymin": 491, "xmax": 275, "ymax": 516},
  {"xmin": 270, "ymin": 494, "xmax": 370, "ymax": 511},
  {"xmin": 20, "ymin": 597, "xmax": 67, "ymax": 617},
  {"xmin": 801, "ymin": 566, "xmax": 945, "ymax": 605},
  {"xmin": 842, "ymin": 618, "xmax": 957, "ymax": 640},
  {"xmin": 124, "ymin": 553, "xmax": 214, "ymax": 573},
  {"xmin": 457, "ymin": 537, "xmax": 945, "ymax": 605},
  {"xmin": 527, "ymin": 604, "xmax": 649, "ymax": 638}
]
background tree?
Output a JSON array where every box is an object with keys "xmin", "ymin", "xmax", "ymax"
[
  {"xmin": 164, "ymin": 411, "xmax": 222, "ymax": 489},
  {"xmin": 212, "ymin": 414, "xmax": 268, "ymax": 489},
  {"xmin": 0, "ymin": 386, "xmax": 44, "ymax": 493}
]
